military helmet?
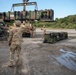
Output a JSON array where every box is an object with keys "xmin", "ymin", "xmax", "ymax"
[{"xmin": 15, "ymin": 20, "xmax": 21, "ymax": 27}]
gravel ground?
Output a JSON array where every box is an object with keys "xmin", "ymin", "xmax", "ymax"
[{"xmin": 0, "ymin": 29, "xmax": 76, "ymax": 75}]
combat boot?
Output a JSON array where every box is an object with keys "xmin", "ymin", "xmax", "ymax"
[
  {"xmin": 15, "ymin": 60, "xmax": 20, "ymax": 67},
  {"xmin": 8, "ymin": 61, "xmax": 13, "ymax": 67}
]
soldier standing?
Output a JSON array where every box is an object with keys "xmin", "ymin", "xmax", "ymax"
[
  {"xmin": 41, "ymin": 25, "xmax": 46, "ymax": 38},
  {"xmin": 30, "ymin": 25, "xmax": 36, "ymax": 38},
  {"xmin": 8, "ymin": 20, "xmax": 25, "ymax": 67}
]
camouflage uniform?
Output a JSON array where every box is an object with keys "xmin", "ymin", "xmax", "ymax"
[
  {"xmin": 30, "ymin": 25, "xmax": 36, "ymax": 38},
  {"xmin": 26, "ymin": 22, "xmax": 30, "ymax": 32},
  {"xmin": 41, "ymin": 26, "xmax": 46, "ymax": 38},
  {"xmin": 8, "ymin": 21, "xmax": 25, "ymax": 67}
]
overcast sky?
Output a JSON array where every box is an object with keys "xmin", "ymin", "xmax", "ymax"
[{"xmin": 0, "ymin": 0, "xmax": 76, "ymax": 19}]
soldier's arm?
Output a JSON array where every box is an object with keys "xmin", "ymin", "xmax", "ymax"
[{"xmin": 8, "ymin": 30, "xmax": 13, "ymax": 46}]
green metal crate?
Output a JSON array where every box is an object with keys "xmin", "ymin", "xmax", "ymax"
[
  {"xmin": 43, "ymin": 33, "xmax": 57, "ymax": 44},
  {"xmin": 43, "ymin": 32, "xmax": 68, "ymax": 44}
]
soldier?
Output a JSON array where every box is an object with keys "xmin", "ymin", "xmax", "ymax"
[
  {"xmin": 25, "ymin": 21, "xmax": 31, "ymax": 37},
  {"xmin": 8, "ymin": 20, "xmax": 25, "ymax": 67},
  {"xmin": 30, "ymin": 25, "xmax": 36, "ymax": 38},
  {"xmin": 41, "ymin": 25, "xmax": 46, "ymax": 38}
]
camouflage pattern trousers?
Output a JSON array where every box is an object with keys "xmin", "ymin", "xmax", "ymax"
[{"xmin": 10, "ymin": 44, "xmax": 21, "ymax": 63}]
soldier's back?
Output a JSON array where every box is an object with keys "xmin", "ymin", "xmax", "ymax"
[{"xmin": 10, "ymin": 27, "xmax": 23, "ymax": 46}]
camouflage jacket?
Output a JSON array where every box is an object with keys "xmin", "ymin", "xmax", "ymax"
[{"xmin": 8, "ymin": 26, "xmax": 25, "ymax": 46}]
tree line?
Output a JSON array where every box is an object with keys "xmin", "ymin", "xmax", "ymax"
[{"xmin": 33, "ymin": 14, "xmax": 76, "ymax": 29}]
